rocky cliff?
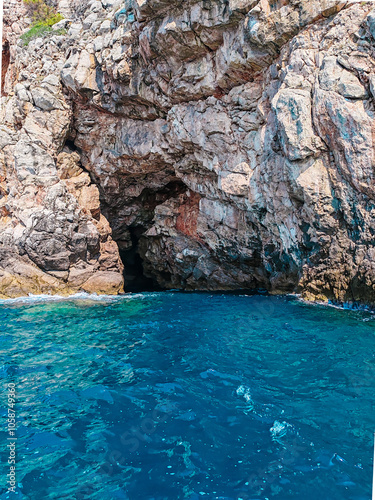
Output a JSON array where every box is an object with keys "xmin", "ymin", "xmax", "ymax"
[{"xmin": 2, "ymin": 0, "xmax": 375, "ymax": 304}]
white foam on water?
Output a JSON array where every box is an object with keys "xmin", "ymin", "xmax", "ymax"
[
  {"xmin": 293, "ymin": 294, "xmax": 375, "ymax": 317},
  {"xmin": 236, "ymin": 385, "xmax": 255, "ymax": 414},
  {"xmin": 0, "ymin": 291, "xmax": 149, "ymax": 306},
  {"xmin": 236, "ymin": 385, "xmax": 253, "ymax": 403},
  {"xmin": 270, "ymin": 420, "xmax": 294, "ymax": 441}
]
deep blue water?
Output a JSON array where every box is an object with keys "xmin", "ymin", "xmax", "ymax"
[{"xmin": 0, "ymin": 292, "xmax": 374, "ymax": 500}]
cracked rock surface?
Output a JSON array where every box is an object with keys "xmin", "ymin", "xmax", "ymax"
[{"xmin": 2, "ymin": 0, "xmax": 375, "ymax": 303}]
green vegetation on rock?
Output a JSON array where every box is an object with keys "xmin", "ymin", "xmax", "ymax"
[{"xmin": 21, "ymin": 0, "xmax": 64, "ymax": 45}]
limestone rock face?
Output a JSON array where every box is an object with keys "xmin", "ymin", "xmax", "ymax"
[
  {"xmin": 2, "ymin": 0, "xmax": 375, "ymax": 303},
  {"xmin": 0, "ymin": 54, "xmax": 124, "ymax": 297}
]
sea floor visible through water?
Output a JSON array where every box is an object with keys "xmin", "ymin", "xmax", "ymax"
[{"xmin": 0, "ymin": 292, "xmax": 374, "ymax": 500}]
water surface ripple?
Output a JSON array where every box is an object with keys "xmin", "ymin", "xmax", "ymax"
[{"xmin": 0, "ymin": 293, "xmax": 374, "ymax": 499}]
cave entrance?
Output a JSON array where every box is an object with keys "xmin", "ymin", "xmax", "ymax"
[
  {"xmin": 120, "ymin": 226, "xmax": 162, "ymax": 292},
  {"xmin": 112, "ymin": 180, "xmax": 187, "ymax": 292}
]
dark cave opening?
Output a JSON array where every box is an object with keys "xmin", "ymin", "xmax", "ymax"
[
  {"xmin": 63, "ymin": 139, "xmax": 81, "ymax": 153},
  {"xmin": 114, "ymin": 180, "xmax": 187, "ymax": 293},
  {"xmin": 120, "ymin": 226, "xmax": 162, "ymax": 293}
]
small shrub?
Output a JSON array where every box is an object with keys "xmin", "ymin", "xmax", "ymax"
[
  {"xmin": 24, "ymin": 0, "xmax": 56, "ymax": 23},
  {"xmin": 21, "ymin": 0, "xmax": 64, "ymax": 45}
]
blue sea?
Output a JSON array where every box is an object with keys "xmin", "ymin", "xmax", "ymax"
[{"xmin": 0, "ymin": 292, "xmax": 374, "ymax": 499}]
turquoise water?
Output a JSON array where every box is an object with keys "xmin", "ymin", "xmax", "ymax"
[{"xmin": 0, "ymin": 292, "xmax": 374, "ymax": 500}]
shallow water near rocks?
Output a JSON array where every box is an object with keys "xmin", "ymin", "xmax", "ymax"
[{"xmin": 0, "ymin": 292, "xmax": 374, "ymax": 500}]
